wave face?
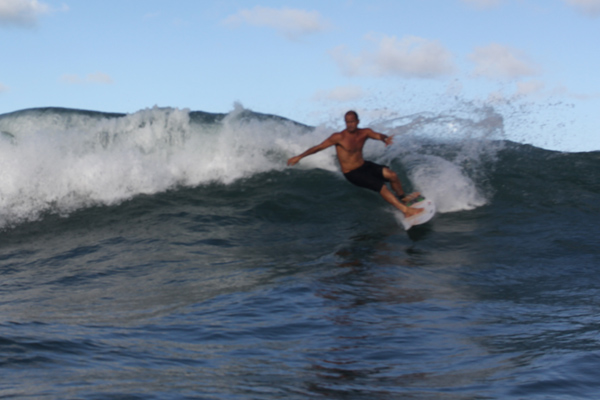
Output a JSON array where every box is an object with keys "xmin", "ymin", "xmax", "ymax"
[{"xmin": 0, "ymin": 105, "xmax": 597, "ymax": 229}]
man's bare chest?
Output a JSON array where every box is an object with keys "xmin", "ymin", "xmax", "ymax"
[{"xmin": 337, "ymin": 134, "xmax": 367, "ymax": 153}]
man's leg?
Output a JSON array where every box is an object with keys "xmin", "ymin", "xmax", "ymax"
[
  {"xmin": 381, "ymin": 167, "xmax": 419, "ymax": 202},
  {"xmin": 379, "ymin": 185, "xmax": 423, "ymax": 217}
]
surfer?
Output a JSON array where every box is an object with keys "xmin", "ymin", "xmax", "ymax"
[{"xmin": 287, "ymin": 110, "xmax": 423, "ymax": 218}]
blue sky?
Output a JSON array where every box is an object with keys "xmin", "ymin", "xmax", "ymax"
[{"xmin": 1, "ymin": 0, "xmax": 599, "ymax": 151}]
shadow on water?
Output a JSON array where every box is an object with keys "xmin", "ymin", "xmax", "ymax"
[{"xmin": 405, "ymin": 221, "xmax": 434, "ymax": 243}]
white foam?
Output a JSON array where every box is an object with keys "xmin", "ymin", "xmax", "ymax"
[
  {"xmin": 402, "ymin": 154, "xmax": 487, "ymax": 213},
  {"xmin": 0, "ymin": 106, "xmax": 319, "ymax": 228}
]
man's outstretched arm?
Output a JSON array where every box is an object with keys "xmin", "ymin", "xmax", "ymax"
[
  {"xmin": 366, "ymin": 129, "xmax": 394, "ymax": 146},
  {"xmin": 287, "ymin": 134, "xmax": 339, "ymax": 166}
]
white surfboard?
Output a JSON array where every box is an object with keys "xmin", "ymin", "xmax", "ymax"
[{"xmin": 397, "ymin": 195, "xmax": 436, "ymax": 230}]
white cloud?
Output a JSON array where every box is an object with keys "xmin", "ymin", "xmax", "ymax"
[
  {"xmin": 512, "ymin": 80, "xmax": 598, "ymax": 101},
  {"xmin": 313, "ymin": 86, "xmax": 365, "ymax": 102},
  {"xmin": 61, "ymin": 74, "xmax": 82, "ymax": 84},
  {"xmin": 563, "ymin": 89, "xmax": 599, "ymax": 100},
  {"xmin": 468, "ymin": 43, "xmax": 540, "ymax": 80},
  {"xmin": 546, "ymin": 84, "xmax": 600, "ymax": 100},
  {"xmin": 87, "ymin": 72, "xmax": 113, "ymax": 84},
  {"xmin": 516, "ymin": 80, "xmax": 546, "ymax": 98},
  {"xmin": 331, "ymin": 34, "xmax": 455, "ymax": 79},
  {"xmin": 461, "ymin": 0, "xmax": 503, "ymax": 9},
  {"xmin": 60, "ymin": 72, "xmax": 114, "ymax": 85},
  {"xmin": 563, "ymin": 0, "xmax": 600, "ymax": 17},
  {"xmin": 223, "ymin": 6, "xmax": 329, "ymax": 40},
  {"xmin": 0, "ymin": 0, "xmax": 50, "ymax": 26},
  {"xmin": 0, "ymin": 82, "xmax": 9, "ymax": 93}
]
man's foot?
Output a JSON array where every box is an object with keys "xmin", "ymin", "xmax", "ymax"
[
  {"xmin": 400, "ymin": 192, "xmax": 421, "ymax": 204},
  {"xmin": 404, "ymin": 206, "xmax": 424, "ymax": 218}
]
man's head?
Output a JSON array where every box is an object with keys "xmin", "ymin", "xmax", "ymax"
[{"xmin": 344, "ymin": 110, "xmax": 359, "ymax": 133}]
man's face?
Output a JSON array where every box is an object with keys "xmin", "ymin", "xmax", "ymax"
[{"xmin": 345, "ymin": 114, "xmax": 359, "ymax": 133}]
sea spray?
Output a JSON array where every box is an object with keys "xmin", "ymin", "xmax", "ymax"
[
  {"xmin": 401, "ymin": 154, "xmax": 487, "ymax": 212},
  {"xmin": 368, "ymin": 106, "xmax": 505, "ymax": 213}
]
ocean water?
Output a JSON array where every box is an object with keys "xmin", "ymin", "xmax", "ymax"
[{"xmin": 1, "ymin": 106, "xmax": 599, "ymax": 399}]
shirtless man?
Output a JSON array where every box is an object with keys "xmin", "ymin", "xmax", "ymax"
[{"xmin": 287, "ymin": 110, "xmax": 423, "ymax": 217}]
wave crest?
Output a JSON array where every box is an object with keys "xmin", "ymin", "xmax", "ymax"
[{"xmin": 0, "ymin": 104, "xmax": 542, "ymax": 228}]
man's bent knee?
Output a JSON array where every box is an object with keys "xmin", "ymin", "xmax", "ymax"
[{"xmin": 383, "ymin": 167, "xmax": 398, "ymax": 182}]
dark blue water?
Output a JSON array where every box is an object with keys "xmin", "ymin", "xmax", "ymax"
[{"xmin": 1, "ymin": 107, "xmax": 599, "ymax": 399}]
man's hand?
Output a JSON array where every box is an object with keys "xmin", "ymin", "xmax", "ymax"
[
  {"xmin": 287, "ymin": 155, "xmax": 301, "ymax": 166},
  {"xmin": 383, "ymin": 134, "xmax": 394, "ymax": 146}
]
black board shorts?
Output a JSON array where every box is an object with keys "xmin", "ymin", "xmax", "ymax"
[{"xmin": 343, "ymin": 161, "xmax": 388, "ymax": 193}]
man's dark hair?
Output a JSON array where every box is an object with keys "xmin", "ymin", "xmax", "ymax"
[{"xmin": 345, "ymin": 110, "xmax": 359, "ymax": 120}]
